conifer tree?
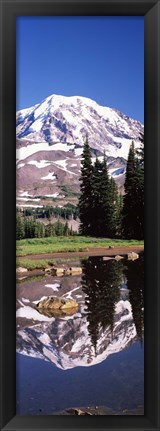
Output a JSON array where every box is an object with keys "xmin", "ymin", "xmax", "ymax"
[
  {"xmin": 99, "ymin": 153, "xmax": 110, "ymax": 237},
  {"xmin": 92, "ymin": 157, "xmax": 103, "ymax": 236},
  {"xmin": 79, "ymin": 136, "xmax": 93, "ymax": 235},
  {"xmin": 107, "ymin": 177, "xmax": 119, "ymax": 238},
  {"xmin": 100, "ymin": 154, "xmax": 119, "ymax": 238},
  {"xmin": 16, "ymin": 213, "xmax": 25, "ymax": 240},
  {"xmin": 122, "ymin": 140, "xmax": 144, "ymax": 239},
  {"xmin": 116, "ymin": 193, "xmax": 123, "ymax": 237},
  {"xmin": 122, "ymin": 141, "xmax": 137, "ymax": 238}
]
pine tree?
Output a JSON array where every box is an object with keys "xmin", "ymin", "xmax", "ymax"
[
  {"xmin": 107, "ymin": 177, "xmax": 119, "ymax": 238},
  {"xmin": 92, "ymin": 157, "xmax": 104, "ymax": 236},
  {"xmin": 63, "ymin": 221, "xmax": 69, "ymax": 236},
  {"xmin": 116, "ymin": 193, "xmax": 123, "ymax": 237},
  {"xmin": 99, "ymin": 153, "xmax": 109, "ymax": 237},
  {"xmin": 122, "ymin": 140, "xmax": 144, "ymax": 239},
  {"xmin": 16, "ymin": 213, "xmax": 25, "ymax": 240},
  {"xmin": 122, "ymin": 141, "xmax": 137, "ymax": 239},
  {"xmin": 136, "ymin": 132, "xmax": 144, "ymax": 167},
  {"xmin": 79, "ymin": 136, "xmax": 93, "ymax": 235},
  {"xmin": 99, "ymin": 154, "xmax": 119, "ymax": 238}
]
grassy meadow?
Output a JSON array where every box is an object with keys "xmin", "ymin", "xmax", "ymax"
[{"xmin": 17, "ymin": 236, "xmax": 144, "ymax": 257}]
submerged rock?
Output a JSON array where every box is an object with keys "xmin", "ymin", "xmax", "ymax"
[
  {"xmin": 102, "ymin": 256, "xmax": 113, "ymax": 261},
  {"xmin": 66, "ymin": 408, "xmax": 93, "ymax": 415},
  {"xmin": 114, "ymin": 255, "xmax": 124, "ymax": 261},
  {"xmin": 36, "ymin": 296, "xmax": 78, "ymax": 311},
  {"xmin": 37, "ymin": 307, "xmax": 78, "ymax": 318}
]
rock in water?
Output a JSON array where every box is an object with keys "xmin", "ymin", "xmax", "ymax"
[
  {"xmin": 127, "ymin": 252, "xmax": 139, "ymax": 260},
  {"xmin": 36, "ymin": 296, "xmax": 78, "ymax": 311},
  {"xmin": 115, "ymin": 255, "xmax": 124, "ymax": 261}
]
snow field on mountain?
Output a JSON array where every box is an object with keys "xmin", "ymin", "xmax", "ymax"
[
  {"xmin": 41, "ymin": 172, "xmax": 56, "ymax": 180},
  {"xmin": 16, "ymin": 197, "xmax": 41, "ymax": 202},
  {"xmin": 27, "ymin": 160, "xmax": 52, "ymax": 168},
  {"xmin": 16, "ymin": 142, "xmax": 75, "ymax": 162}
]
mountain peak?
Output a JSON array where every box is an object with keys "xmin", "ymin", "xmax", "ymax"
[{"xmin": 16, "ymin": 93, "xmax": 143, "ymax": 207}]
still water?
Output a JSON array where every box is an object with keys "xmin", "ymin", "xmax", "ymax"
[{"xmin": 16, "ymin": 254, "xmax": 144, "ymax": 415}]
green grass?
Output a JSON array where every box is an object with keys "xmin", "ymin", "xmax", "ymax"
[
  {"xmin": 16, "ymin": 258, "xmax": 57, "ymax": 270},
  {"xmin": 16, "ymin": 236, "xmax": 144, "ymax": 257}
]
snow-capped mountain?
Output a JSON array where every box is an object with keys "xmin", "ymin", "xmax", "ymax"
[
  {"xmin": 16, "ymin": 94, "xmax": 144, "ymax": 207},
  {"xmin": 16, "ymin": 299, "xmax": 136, "ymax": 370}
]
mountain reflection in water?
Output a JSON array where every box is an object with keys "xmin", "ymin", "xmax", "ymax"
[{"xmin": 16, "ymin": 254, "xmax": 144, "ymax": 414}]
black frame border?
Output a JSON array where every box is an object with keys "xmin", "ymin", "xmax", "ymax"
[{"xmin": 0, "ymin": 0, "xmax": 160, "ymax": 430}]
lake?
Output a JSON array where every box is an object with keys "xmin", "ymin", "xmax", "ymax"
[{"xmin": 16, "ymin": 253, "xmax": 144, "ymax": 415}]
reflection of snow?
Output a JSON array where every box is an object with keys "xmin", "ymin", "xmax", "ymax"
[
  {"xmin": 16, "ymin": 305, "xmax": 55, "ymax": 322},
  {"xmin": 32, "ymin": 296, "xmax": 49, "ymax": 304},
  {"xmin": 63, "ymin": 286, "xmax": 81, "ymax": 299},
  {"xmin": 45, "ymin": 283, "xmax": 60, "ymax": 291},
  {"xmin": 16, "ymin": 296, "xmax": 138, "ymax": 370},
  {"xmin": 38, "ymin": 333, "xmax": 51, "ymax": 345}
]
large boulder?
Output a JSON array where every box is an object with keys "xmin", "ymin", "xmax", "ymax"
[
  {"xmin": 16, "ymin": 266, "xmax": 28, "ymax": 273},
  {"xmin": 51, "ymin": 266, "xmax": 82, "ymax": 276},
  {"xmin": 36, "ymin": 296, "xmax": 78, "ymax": 311},
  {"xmin": 127, "ymin": 252, "xmax": 139, "ymax": 261}
]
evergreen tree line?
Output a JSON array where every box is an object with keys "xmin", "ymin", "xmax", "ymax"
[
  {"xmin": 16, "ymin": 214, "xmax": 75, "ymax": 240},
  {"xmin": 17, "ymin": 203, "xmax": 79, "ymax": 221},
  {"xmin": 79, "ymin": 136, "xmax": 144, "ymax": 239}
]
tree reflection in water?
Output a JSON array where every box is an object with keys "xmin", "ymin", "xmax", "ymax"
[
  {"xmin": 125, "ymin": 253, "xmax": 144, "ymax": 345},
  {"xmin": 81, "ymin": 254, "xmax": 144, "ymax": 352},
  {"xmin": 81, "ymin": 257, "xmax": 123, "ymax": 353}
]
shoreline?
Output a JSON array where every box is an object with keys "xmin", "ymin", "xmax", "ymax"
[
  {"xmin": 54, "ymin": 405, "xmax": 144, "ymax": 416},
  {"xmin": 18, "ymin": 245, "xmax": 144, "ymax": 260},
  {"xmin": 16, "ymin": 245, "xmax": 144, "ymax": 276}
]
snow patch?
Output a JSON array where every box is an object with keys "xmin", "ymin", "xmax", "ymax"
[
  {"xmin": 16, "ymin": 204, "xmax": 43, "ymax": 208},
  {"xmin": 41, "ymin": 172, "xmax": 56, "ymax": 180},
  {"xmin": 27, "ymin": 160, "xmax": 51, "ymax": 169},
  {"xmin": 16, "ymin": 142, "xmax": 74, "ymax": 162},
  {"xmin": 16, "ymin": 197, "xmax": 40, "ymax": 202},
  {"xmin": 45, "ymin": 192, "xmax": 59, "ymax": 197},
  {"xmin": 17, "ymin": 163, "xmax": 25, "ymax": 169}
]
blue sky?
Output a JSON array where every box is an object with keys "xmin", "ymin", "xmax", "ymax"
[{"xmin": 16, "ymin": 16, "xmax": 144, "ymax": 123}]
